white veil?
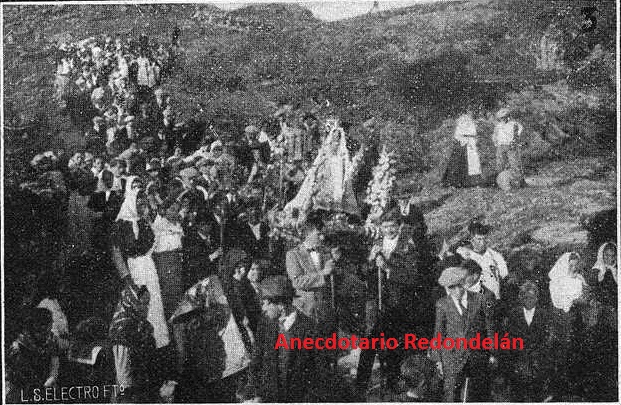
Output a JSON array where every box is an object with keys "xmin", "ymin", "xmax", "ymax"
[{"xmin": 283, "ymin": 119, "xmax": 357, "ymax": 221}]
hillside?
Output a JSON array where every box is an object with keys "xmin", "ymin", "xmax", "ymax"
[{"xmin": 3, "ymin": 1, "xmax": 617, "ymax": 261}]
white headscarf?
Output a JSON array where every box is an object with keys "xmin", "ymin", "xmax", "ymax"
[
  {"xmin": 115, "ymin": 176, "xmax": 140, "ymax": 238},
  {"xmin": 593, "ymin": 242, "xmax": 617, "ymax": 283},
  {"xmin": 548, "ymin": 252, "xmax": 585, "ymax": 313}
]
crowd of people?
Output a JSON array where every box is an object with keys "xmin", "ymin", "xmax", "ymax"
[
  {"xmin": 4, "ymin": 31, "xmax": 618, "ymax": 404},
  {"xmin": 193, "ymin": 9, "xmax": 276, "ymax": 32}
]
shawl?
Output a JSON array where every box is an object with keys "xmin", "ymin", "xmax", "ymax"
[
  {"xmin": 549, "ymin": 252, "xmax": 585, "ymax": 313},
  {"xmin": 116, "ymin": 176, "xmax": 140, "ymax": 238},
  {"xmin": 108, "ymin": 284, "xmax": 154, "ymax": 348},
  {"xmin": 593, "ymin": 242, "xmax": 617, "ymax": 283}
]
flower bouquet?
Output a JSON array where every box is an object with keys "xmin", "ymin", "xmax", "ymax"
[{"xmin": 364, "ymin": 145, "xmax": 397, "ymax": 237}]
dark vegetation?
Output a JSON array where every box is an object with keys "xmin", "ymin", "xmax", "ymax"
[{"xmin": 2, "ymin": 0, "xmax": 616, "ymax": 190}]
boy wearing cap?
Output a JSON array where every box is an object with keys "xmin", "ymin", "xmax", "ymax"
[
  {"xmin": 248, "ymin": 276, "xmax": 327, "ymax": 402},
  {"xmin": 431, "ymin": 266, "xmax": 495, "ymax": 402},
  {"xmin": 492, "ymin": 108, "xmax": 523, "ymax": 177}
]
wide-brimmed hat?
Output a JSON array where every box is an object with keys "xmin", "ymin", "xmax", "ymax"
[
  {"xmin": 438, "ymin": 267, "xmax": 467, "ymax": 287},
  {"xmin": 260, "ymin": 276, "xmax": 297, "ymax": 299}
]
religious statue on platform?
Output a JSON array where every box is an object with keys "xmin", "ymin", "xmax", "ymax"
[{"xmin": 283, "ymin": 119, "xmax": 361, "ymax": 222}]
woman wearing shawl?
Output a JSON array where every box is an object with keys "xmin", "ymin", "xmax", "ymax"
[
  {"xmin": 111, "ymin": 176, "xmax": 170, "ymax": 349},
  {"xmin": 152, "ymin": 198, "xmax": 185, "ymax": 320},
  {"xmin": 548, "ymin": 252, "xmax": 591, "ymax": 394},
  {"xmin": 591, "ymin": 242, "xmax": 617, "ymax": 303},
  {"xmin": 591, "ymin": 242, "xmax": 617, "ymax": 326},
  {"xmin": 442, "ymin": 109, "xmax": 483, "ymax": 188},
  {"xmin": 109, "ymin": 283, "xmax": 158, "ymax": 402},
  {"xmin": 549, "ymin": 252, "xmax": 589, "ymax": 314}
]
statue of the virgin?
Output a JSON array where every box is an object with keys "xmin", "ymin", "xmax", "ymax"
[{"xmin": 284, "ymin": 119, "xmax": 360, "ymax": 221}]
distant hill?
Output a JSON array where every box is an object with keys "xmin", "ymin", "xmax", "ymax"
[
  {"xmin": 3, "ymin": 0, "xmax": 616, "ymax": 182},
  {"xmin": 226, "ymin": 3, "xmax": 319, "ymax": 29}
]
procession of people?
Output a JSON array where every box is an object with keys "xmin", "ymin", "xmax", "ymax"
[{"xmin": 4, "ymin": 31, "xmax": 618, "ymax": 403}]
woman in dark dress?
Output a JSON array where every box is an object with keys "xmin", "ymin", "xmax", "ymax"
[
  {"xmin": 111, "ymin": 176, "xmax": 170, "ymax": 349},
  {"xmin": 442, "ymin": 110, "xmax": 483, "ymax": 188},
  {"xmin": 591, "ymin": 242, "xmax": 617, "ymax": 328}
]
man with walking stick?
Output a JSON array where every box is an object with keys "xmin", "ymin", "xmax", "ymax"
[{"xmin": 356, "ymin": 206, "xmax": 436, "ymax": 398}]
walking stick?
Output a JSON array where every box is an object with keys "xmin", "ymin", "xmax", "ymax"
[
  {"xmin": 462, "ymin": 377, "xmax": 470, "ymax": 403},
  {"xmin": 278, "ymin": 157, "xmax": 285, "ymax": 209},
  {"xmin": 377, "ymin": 265, "xmax": 383, "ymax": 313},
  {"xmin": 218, "ymin": 203, "xmax": 227, "ymax": 275},
  {"xmin": 330, "ymin": 273, "xmax": 336, "ymax": 310}
]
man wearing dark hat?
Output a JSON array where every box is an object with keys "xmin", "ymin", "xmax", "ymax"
[
  {"xmin": 182, "ymin": 210, "xmax": 221, "ymax": 286},
  {"xmin": 235, "ymin": 199, "xmax": 270, "ymax": 260},
  {"xmin": 247, "ymin": 276, "xmax": 327, "ymax": 402},
  {"xmin": 356, "ymin": 206, "xmax": 437, "ymax": 395},
  {"xmin": 430, "ymin": 266, "xmax": 495, "ymax": 402}
]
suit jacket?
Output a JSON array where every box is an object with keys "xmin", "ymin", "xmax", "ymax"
[
  {"xmin": 87, "ymin": 190, "xmax": 123, "ymax": 251},
  {"xmin": 505, "ymin": 305, "xmax": 550, "ymax": 355},
  {"xmin": 431, "ymin": 291, "xmax": 493, "ymax": 376},
  {"xmin": 182, "ymin": 227, "xmax": 219, "ymax": 287},
  {"xmin": 286, "ymin": 245, "xmax": 331, "ymax": 322},
  {"xmin": 368, "ymin": 232, "xmax": 436, "ymax": 336},
  {"xmin": 249, "ymin": 312, "xmax": 328, "ymax": 402},
  {"xmin": 234, "ymin": 222, "xmax": 270, "ymax": 259}
]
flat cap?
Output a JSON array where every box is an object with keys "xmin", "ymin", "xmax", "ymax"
[
  {"xmin": 438, "ymin": 267, "xmax": 467, "ymax": 287},
  {"xmin": 179, "ymin": 167, "xmax": 199, "ymax": 179},
  {"xmin": 244, "ymin": 125, "xmax": 259, "ymax": 134}
]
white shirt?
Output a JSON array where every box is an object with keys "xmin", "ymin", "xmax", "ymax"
[
  {"xmin": 382, "ymin": 236, "xmax": 399, "ymax": 258},
  {"xmin": 457, "ymin": 246, "xmax": 508, "ymax": 299},
  {"xmin": 451, "ymin": 293, "xmax": 468, "ymax": 316},
  {"xmin": 467, "ymin": 280, "xmax": 483, "ymax": 294},
  {"xmin": 309, "ymin": 250, "xmax": 321, "ymax": 270},
  {"xmin": 250, "ymin": 223, "xmax": 262, "ymax": 240},
  {"xmin": 151, "ymin": 215, "xmax": 183, "ymax": 253},
  {"xmin": 523, "ymin": 307, "xmax": 535, "ymax": 326},
  {"xmin": 493, "ymin": 121, "xmax": 523, "ymax": 146},
  {"xmin": 280, "ymin": 311, "xmax": 297, "ymax": 331}
]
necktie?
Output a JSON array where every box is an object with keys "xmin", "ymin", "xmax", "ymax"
[{"xmin": 460, "ymin": 302, "xmax": 468, "ymax": 318}]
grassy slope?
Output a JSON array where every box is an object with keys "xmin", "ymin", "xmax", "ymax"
[{"xmin": 3, "ymin": 1, "xmax": 617, "ymax": 265}]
